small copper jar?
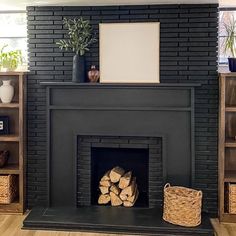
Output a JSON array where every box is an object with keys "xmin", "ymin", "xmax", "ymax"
[{"xmin": 88, "ymin": 65, "xmax": 100, "ymax": 83}]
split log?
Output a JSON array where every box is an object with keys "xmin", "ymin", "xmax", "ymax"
[
  {"xmin": 120, "ymin": 193, "xmax": 128, "ymax": 201},
  {"xmin": 101, "ymin": 170, "xmax": 111, "ymax": 181},
  {"xmin": 99, "ymin": 186, "xmax": 109, "ymax": 195},
  {"xmin": 110, "ymin": 192, "xmax": 123, "ymax": 206},
  {"xmin": 127, "ymin": 188, "xmax": 139, "ymax": 203},
  {"xmin": 124, "ymin": 189, "xmax": 139, "ymax": 207},
  {"xmin": 109, "ymin": 166, "xmax": 125, "ymax": 183},
  {"xmin": 98, "ymin": 194, "xmax": 110, "ymax": 204},
  {"xmin": 118, "ymin": 171, "xmax": 132, "ymax": 189},
  {"xmin": 110, "ymin": 183, "xmax": 120, "ymax": 195},
  {"xmin": 120, "ymin": 177, "xmax": 136, "ymax": 197},
  {"xmin": 99, "ymin": 180, "xmax": 111, "ymax": 187}
]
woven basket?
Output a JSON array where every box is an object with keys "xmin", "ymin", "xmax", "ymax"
[
  {"xmin": 229, "ymin": 183, "xmax": 236, "ymax": 214},
  {"xmin": 0, "ymin": 175, "xmax": 18, "ymax": 204},
  {"xmin": 163, "ymin": 183, "xmax": 202, "ymax": 227}
]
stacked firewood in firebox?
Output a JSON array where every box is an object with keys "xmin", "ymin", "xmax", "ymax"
[{"xmin": 98, "ymin": 166, "xmax": 139, "ymax": 207}]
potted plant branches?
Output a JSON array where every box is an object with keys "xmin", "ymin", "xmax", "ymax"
[
  {"xmin": 57, "ymin": 17, "xmax": 97, "ymax": 83},
  {"xmin": 0, "ymin": 45, "xmax": 23, "ymax": 71},
  {"xmin": 222, "ymin": 16, "xmax": 236, "ymax": 72}
]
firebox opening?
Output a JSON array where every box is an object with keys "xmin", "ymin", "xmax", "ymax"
[{"xmin": 91, "ymin": 147, "xmax": 149, "ymax": 207}]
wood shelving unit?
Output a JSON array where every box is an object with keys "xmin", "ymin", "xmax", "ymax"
[
  {"xmin": 219, "ymin": 72, "xmax": 236, "ymax": 222},
  {"xmin": 0, "ymin": 71, "xmax": 26, "ymax": 214}
]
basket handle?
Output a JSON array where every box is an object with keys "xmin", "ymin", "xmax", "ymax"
[
  {"xmin": 197, "ymin": 190, "xmax": 203, "ymax": 197},
  {"xmin": 164, "ymin": 183, "xmax": 170, "ymax": 189}
]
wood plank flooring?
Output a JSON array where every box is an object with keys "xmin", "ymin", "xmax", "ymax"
[{"xmin": 0, "ymin": 214, "xmax": 236, "ymax": 236}]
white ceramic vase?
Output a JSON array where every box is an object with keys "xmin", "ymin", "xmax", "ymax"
[{"xmin": 0, "ymin": 80, "xmax": 14, "ymax": 103}]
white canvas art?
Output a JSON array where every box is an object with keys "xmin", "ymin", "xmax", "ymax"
[{"xmin": 99, "ymin": 22, "xmax": 160, "ymax": 83}]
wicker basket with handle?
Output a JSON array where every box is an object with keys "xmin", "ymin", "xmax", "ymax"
[
  {"xmin": 163, "ymin": 183, "xmax": 202, "ymax": 227},
  {"xmin": 0, "ymin": 175, "xmax": 18, "ymax": 204}
]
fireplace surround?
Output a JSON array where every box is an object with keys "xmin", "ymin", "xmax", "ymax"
[
  {"xmin": 44, "ymin": 83, "xmax": 196, "ymax": 207},
  {"xmin": 23, "ymin": 82, "xmax": 213, "ymax": 235}
]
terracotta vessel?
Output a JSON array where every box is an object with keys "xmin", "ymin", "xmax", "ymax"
[{"xmin": 88, "ymin": 65, "xmax": 100, "ymax": 83}]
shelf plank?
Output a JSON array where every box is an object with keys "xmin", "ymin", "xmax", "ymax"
[
  {"xmin": 224, "ymin": 170, "xmax": 236, "ymax": 182},
  {"xmin": 0, "ymin": 202, "xmax": 22, "ymax": 214},
  {"xmin": 0, "ymin": 164, "xmax": 19, "ymax": 174},
  {"xmin": 219, "ymin": 72, "xmax": 236, "ymax": 77},
  {"xmin": 0, "ymin": 103, "xmax": 19, "ymax": 108},
  {"xmin": 221, "ymin": 213, "xmax": 236, "ymax": 223},
  {"xmin": 0, "ymin": 71, "xmax": 27, "ymax": 76},
  {"xmin": 226, "ymin": 107, "xmax": 236, "ymax": 112},
  {"xmin": 225, "ymin": 138, "xmax": 236, "ymax": 147},
  {"xmin": 0, "ymin": 135, "xmax": 19, "ymax": 142}
]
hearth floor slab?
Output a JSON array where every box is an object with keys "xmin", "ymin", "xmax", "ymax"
[{"xmin": 22, "ymin": 206, "xmax": 214, "ymax": 236}]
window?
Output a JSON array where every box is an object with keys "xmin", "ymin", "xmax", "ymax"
[
  {"xmin": 0, "ymin": 11, "xmax": 27, "ymax": 68},
  {"xmin": 219, "ymin": 9, "xmax": 236, "ymax": 64}
]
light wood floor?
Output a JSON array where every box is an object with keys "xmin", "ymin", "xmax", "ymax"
[{"xmin": 0, "ymin": 214, "xmax": 236, "ymax": 236}]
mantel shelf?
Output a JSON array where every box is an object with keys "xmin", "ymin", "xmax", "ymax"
[{"xmin": 40, "ymin": 82, "xmax": 201, "ymax": 88}]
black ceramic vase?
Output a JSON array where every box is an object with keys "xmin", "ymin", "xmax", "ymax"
[
  {"xmin": 72, "ymin": 54, "xmax": 85, "ymax": 83},
  {"xmin": 228, "ymin": 58, "xmax": 236, "ymax": 72}
]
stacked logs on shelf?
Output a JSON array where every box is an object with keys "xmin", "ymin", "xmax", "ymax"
[{"xmin": 98, "ymin": 166, "xmax": 139, "ymax": 207}]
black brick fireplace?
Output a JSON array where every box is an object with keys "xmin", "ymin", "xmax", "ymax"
[
  {"xmin": 24, "ymin": 83, "xmax": 213, "ymax": 235},
  {"xmin": 26, "ymin": 4, "xmax": 218, "ymax": 214},
  {"xmin": 24, "ymin": 3, "xmax": 218, "ymax": 235}
]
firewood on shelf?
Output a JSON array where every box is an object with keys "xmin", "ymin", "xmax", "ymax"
[
  {"xmin": 99, "ymin": 180, "xmax": 111, "ymax": 187},
  {"xmin": 98, "ymin": 194, "xmax": 111, "ymax": 204},
  {"xmin": 110, "ymin": 192, "xmax": 123, "ymax": 206},
  {"xmin": 101, "ymin": 170, "xmax": 111, "ymax": 181},
  {"xmin": 118, "ymin": 171, "xmax": 132, "ymax": 189},
  {"xmin": 109, "ymin": 166, "xmax": 125, "ymax": 183},
  {"xmin": 110, "ymin": 183, "xmax": 120, "ymax": 195},
  {"xmin": 99, "ymin": 186, "xmax": 109, "ymax": 195},
  {"xmin": 120, "ymin": 177, "xmax": 136, "ymax": 197}
]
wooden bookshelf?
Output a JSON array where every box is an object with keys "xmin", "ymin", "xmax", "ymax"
[
  {"xmin": 0, "ymin": 71, "xmax": 26, "ymax": 214},
  {"xmin": 219, "ymin": 73, "xmax": 236, "ymax": 222}
]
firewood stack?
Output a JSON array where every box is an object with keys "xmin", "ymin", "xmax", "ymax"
[{"xmin": 98, "ymin": 166, "xmax": 139, "ymax": 207}]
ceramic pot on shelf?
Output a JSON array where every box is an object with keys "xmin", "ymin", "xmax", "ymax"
[{"xmin": 0, "ymin": 80, "xmax": 14, "ymax": 103}]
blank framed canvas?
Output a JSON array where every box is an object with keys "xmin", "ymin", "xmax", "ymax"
[{"xmin": 99, "ymin": 22, "xmax": 160, "ymax": 83}]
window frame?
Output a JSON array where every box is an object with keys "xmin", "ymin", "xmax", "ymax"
[{"xmin": 219, "ymin": 7, "xmax": 236, "ymax": 65}]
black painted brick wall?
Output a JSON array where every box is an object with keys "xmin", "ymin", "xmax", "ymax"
[
  {"xmin": 77, "ymin": 136, "xmax": 162, "ymax": 207},
  {"xmin": 26, "ymin": 4, "xmax": 219, "ymax": 213}
]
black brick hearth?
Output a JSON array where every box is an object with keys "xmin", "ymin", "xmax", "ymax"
[{"xmin": 26, "ymin": 4, "xmax": 218, "ymax": 215}]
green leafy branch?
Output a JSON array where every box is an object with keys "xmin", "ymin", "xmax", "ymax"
[
  {"xmin": 222, "ymin": 16, "xmax": 236, "ymax": 58},
  {"xmin": 56, "ymin": 18, "xmax": 97, "ymax": 56}
]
